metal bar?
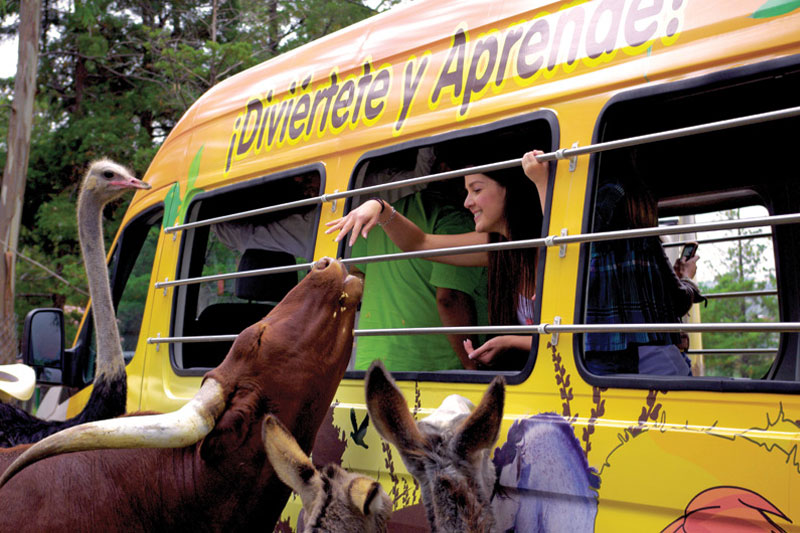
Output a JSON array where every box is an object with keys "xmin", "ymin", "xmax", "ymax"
[
  {"xmin": 155, "ymin": 262, "xmax": 313, "ymax": 290},
  {"xmin": 353, "ymin": 322, "xmax": 800, "ymax": 336},
  {"xmin": 662, "ymin": 232, "xmax": 772, "ymax": 248},
  {"xmin": 686, "ymin": 348, "xmax": 778, "ymax": 355},
  {"xmin": 154, "ymin": 212, "xmax": 800, "ymax": 290},
  {"xmin": 146, "ymin": 322, "xmax": 800, "ymax": 345},
  {"xmin": 148, "ymin": 335, "xmax": 238, "ymax": 344},
  {"xmin": 163, "ymin": 105, "xmax": 800, "ymax": 234},
  {"xmin": 544, "ymin": 106, "xmax": 800, "ymax": 161},
  {"xmin": 704, "ymin": 289, "xmax": 777, "ymax": 300}
]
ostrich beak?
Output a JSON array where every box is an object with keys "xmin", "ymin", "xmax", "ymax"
[{"xmin": 112, "ymin": 175, "xmax": 151, "ymax": 190}]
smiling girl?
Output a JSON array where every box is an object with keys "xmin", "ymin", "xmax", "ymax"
[{"xmin": 327, "ymin": 149, "xmax": 549, "ymax": 369}]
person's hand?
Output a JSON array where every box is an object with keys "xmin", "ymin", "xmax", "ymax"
[
  {"xmin": 325, "ymin": 199, "xmax": 384, "ymax": 247},
  {"xmin": 674, "ymin": 255, "xmax": 699, "ymax": 279},
  {"xmin": 463, "ymin": 336, "xmax": 514, "ymax": 366},
  {"xmin": 522, "ymin": 149, "xmax": 548, "ymax": 188}
]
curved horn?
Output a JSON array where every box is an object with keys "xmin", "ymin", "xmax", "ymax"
[{"xmin": 0, "ymin": 378, "xmax": 226, "ymax": 488}]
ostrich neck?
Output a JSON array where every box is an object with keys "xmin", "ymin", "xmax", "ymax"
[{"xmin": 77, "ymin": 193, "xmax": 125, "ymax": 380}]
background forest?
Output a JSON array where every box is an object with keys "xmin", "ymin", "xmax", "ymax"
[{"xmin": 0, "ymin": 0, "xmax": 399, "ymax": 346}]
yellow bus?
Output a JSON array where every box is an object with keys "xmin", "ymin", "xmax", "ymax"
[{"xmin": 21, "ymin": 0, "xmax": 800, "ymax": 530}]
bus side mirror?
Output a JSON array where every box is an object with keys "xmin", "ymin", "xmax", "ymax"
[{"xmin": 22, "ymin": 308, "xmax": 66, "ymax": 385}]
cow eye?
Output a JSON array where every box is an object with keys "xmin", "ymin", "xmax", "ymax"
[{"xmin": 102, "ymin": 170, "xmax": 115, "ymax": 179}]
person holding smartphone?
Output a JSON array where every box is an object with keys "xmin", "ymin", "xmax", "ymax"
[{"xmin": 584, "ymin": 151, "xmax": 705, "ymax": 376}]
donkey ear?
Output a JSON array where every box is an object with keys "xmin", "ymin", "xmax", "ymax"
[
  {"xmin": 349, "ymin": 477, "xmax": 389, "ymax": 518},
  {"xmin": 453, "ymin": 375, "xmax": 505, "ymax": 459},
  {"xmin": 262, "ymin": 414, "xmax": 321, "ymax": 506},
  {"xmin": 365, "ymin": 360, "xmax": 426, "ymax": 454}
]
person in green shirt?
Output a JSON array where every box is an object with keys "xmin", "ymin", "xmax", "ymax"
[{"xmin": 351, "ymin": 185, "xmax": 488, "ymax": 371}]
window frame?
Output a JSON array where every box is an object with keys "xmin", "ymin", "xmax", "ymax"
[
  {"xmin": 340, "ymin": 110, "xmax": 560, "ymax": 385},
  {"xmin": 574, "ymin": 54, "xmax": 800, "ymax": 393},
  {"xmin": 169, "ymin": 163, "xmax": 326, "ymax": 376}
]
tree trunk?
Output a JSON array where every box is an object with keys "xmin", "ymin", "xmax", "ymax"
[{"xmin": 0, "ymin": 1, "xmax": 42, "ymax": 364}]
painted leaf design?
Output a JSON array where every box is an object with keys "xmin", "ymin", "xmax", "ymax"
[
  {"xmin": 187, "ymin": 145, "xmax": 204, "ymax": 192},
  {"xmin": 163, "ymin": 183, "xmax": 181, "ymax": 229},
  {"xmin": 751, "ymin": 0, "xmax": 800, "ymax": 18},
  {"xmin": 177, "ymin": 188, "xmax": 203, "ymax": 227}
]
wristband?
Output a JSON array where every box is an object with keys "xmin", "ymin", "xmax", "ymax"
[{"xmin": 369, "ymin": 197, "xmax": 386, "ymax": 213}]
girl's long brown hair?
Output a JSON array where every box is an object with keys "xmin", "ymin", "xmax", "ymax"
[{"xmin": 484, "ymin": 167, "xmax": 543, "ymax": 326}]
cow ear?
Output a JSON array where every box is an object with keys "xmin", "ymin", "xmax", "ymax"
[
  {"xmin": 453, "ymin": 375, "xmax": 505, "ymax": 460},
  {"xmin": 262, "ymin": 414, "xmax": 321, "ymax": 506},
  {"xmin": 199, "ymin": 392, "xmax": 251, "ymax": 462},
  {"xmin": 365, "ymin": 360, "xmax": 426, "ymax": 455}
]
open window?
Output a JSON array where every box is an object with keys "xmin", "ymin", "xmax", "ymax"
[
  {"xmin": 342, "ymin": 113, "xmax": 556, "ymax": 383},
  {"xmin": 172, "ymin": 166, "xmax": 323, "ymax": 373},
  {"xmin": 580, "ymin": 58, "xmax": 800, "ymax": 389}
]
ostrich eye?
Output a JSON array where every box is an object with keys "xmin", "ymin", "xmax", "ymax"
[{"xmin": 102, "ymin": 170, "xmax": 115, "ymax": 179}]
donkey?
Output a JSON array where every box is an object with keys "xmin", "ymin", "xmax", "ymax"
[
  {"xmin": 364, "ymin": 360, "xmax": 505, "ymax": 533},
  {"xmin": 264, "ymin": 414, "xmax": 392, "ymax": 532}
]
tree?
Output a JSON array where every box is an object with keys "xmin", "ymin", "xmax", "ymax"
[
  {"xmin": 698, "ymin": 209, "xmax": 778, "ymax": 378},
  {"xmin": 1, "ymin": 0, "xmax": 401, "ymax": 350},
  {"xmin": 0, "ymin": 0, "xmax": 41, "ymax": 364}
]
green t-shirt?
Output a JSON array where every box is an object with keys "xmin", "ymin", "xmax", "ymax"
[{"xmin": 352, "ymin": 191, "xmax": 488, "ymax": 371}]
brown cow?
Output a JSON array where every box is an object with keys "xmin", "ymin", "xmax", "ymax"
[{"xmin": 0, "ymin": 257, "xmax": 362, "ymax": 533}]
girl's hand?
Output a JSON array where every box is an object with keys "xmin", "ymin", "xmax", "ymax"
[
  {"xmin": 463, "ymin": 337, "xmax": 512, "ymax": 366},
  {"xmin": 325, "ymin": 199, "xmax": 384, "ymax": 247},
  {"xmin": 674, "ymin": 254, "xmax": 699, "ymax": 279},
  {"xmin": 522, "ymin": 149, "xmax": 548, "ymax": 188}
]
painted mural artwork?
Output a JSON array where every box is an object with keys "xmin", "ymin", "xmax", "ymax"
[
  {"xmin": 492, "ymin": 413, "xmax": 600, "ymax": 532},
  {"xmin": 661, "ymin": 486, "xmax": 792, "ymax": 532}
]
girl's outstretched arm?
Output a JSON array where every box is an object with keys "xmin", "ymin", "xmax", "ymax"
[{"xmin": 326, "ymin": 199, "xmax": 489, "ymax": 266}]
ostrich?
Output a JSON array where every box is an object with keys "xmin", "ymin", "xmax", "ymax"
[{"xmin": 0, "ymin": 159, "xmax": 150, "ymax": 447}]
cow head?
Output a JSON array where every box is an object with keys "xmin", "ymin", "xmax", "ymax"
[{"xmin": 0, "ymin": 257, "xmax": 362, "ymax": 487}]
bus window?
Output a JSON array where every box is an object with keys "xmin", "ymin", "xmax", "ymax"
[
  {"xmin": 172, "ymin": 169, "xmax": 322, "ymax": 372},
  {"xmin": 664, "ymin": 205, "xmax": 778, "ymax": 379},
  {"xmin": 582, "ymin": 61, "xmax": 800, "ymax": 385},
  {"xmin": 344, "ymin": 116, "xmax": 554, "ymax": 378}
]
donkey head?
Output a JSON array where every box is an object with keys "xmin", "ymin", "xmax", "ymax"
[
  {"xmin": 365, "ymin": 360, "xmax": 505, "ymax": 533},
  {"xmin": 263, "ymin": 414, "xmax": 392, "ymax": 533}
]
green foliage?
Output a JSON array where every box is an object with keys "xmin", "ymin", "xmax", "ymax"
[
  {"xmin": 4, "ymin": 0, "xmax": 401, "ymax": 347},
  {"xmin": 698, "ymin": 210, "xmax": 779, "ymax": 378}
]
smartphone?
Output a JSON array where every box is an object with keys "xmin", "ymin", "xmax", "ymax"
[{"xmin": 681, "ymin": 242, "xmax": 698, "ymax": 260}]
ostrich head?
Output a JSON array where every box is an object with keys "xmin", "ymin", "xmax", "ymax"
[{"xmin": 80, "ymin": 159, "xmax": 151, "ymax": 203}]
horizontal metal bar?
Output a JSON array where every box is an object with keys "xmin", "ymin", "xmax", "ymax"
[
  {"xmin": 353, "ymin": 322, "xmax": 800, "ymax": 337},
  {"xmin": 163, "ymin": 105, "xmax": 800, "ymax": 235},
  {"xmin": 163, "ymin": 163, "xmax": 518, "ymax": 234},
  {"xmin": 551, "ymin": 106, "xmax": 800, "ymax": 161},
  {"xmin": 661, "ymin": 232, "xmax": 772, "ymax": 248},
  {"xmin": 704, "ymin": 289, "xmax": 777, "ymax": 300},
  {"xmin": 155, "ymin": 212, "xmax": 800, "ymax": 290},
  {"xmin": 155, "ymin": 262, "xmax": 313, "ymax": 290},
  {"xmin": 686, "ymin": 348, "xmax": 778, "ymax": 355},
  {"xmin": 148, "ymin": 335, "xmax": 238, "ymax": 344},
  {"xmin": 147, "ymin": 322, "xmax": 798, "ymax": 345}
]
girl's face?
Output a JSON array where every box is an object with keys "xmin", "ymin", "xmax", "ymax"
[{"xmin": 464, "ymin": 173, "xmax": 508, "ymax": 236}]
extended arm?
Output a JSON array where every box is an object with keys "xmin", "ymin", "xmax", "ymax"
[
  {"xmin": 326, "ymin": 199, "xmax": 489, "ymax": 266},
  {"xmin": 522, "ymin": 149, "xmax": 549, "ymax": 212},
  {"xmin": 463, "ymin": 336, "xmax": 533, "ymax": 367}
]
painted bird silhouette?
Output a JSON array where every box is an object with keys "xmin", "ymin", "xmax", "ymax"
[{"xmin": 350, "ymin": 408, "xmax": 370, "ymax": 449}]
